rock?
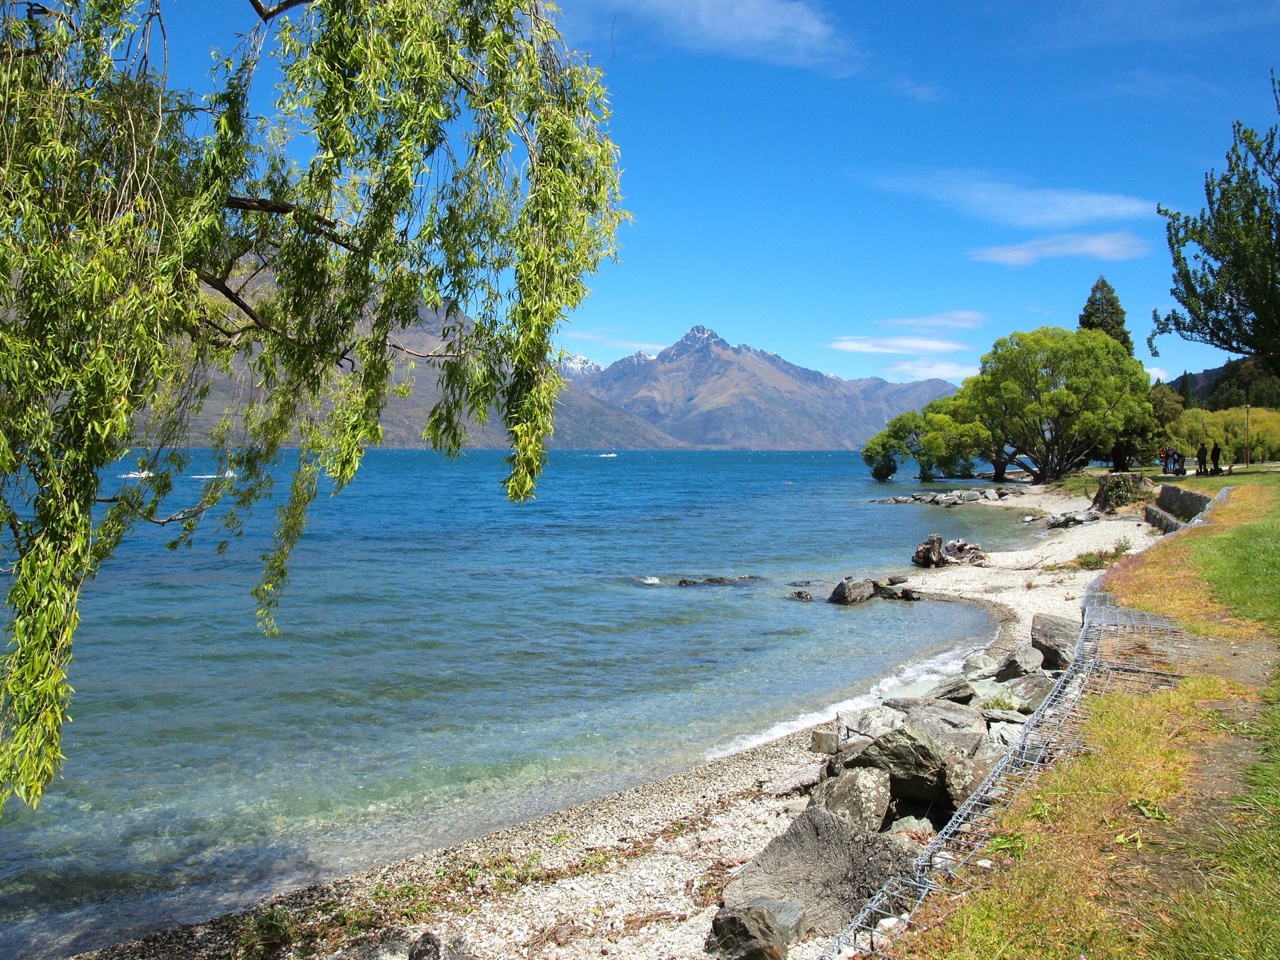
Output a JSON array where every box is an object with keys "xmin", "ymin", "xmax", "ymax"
[
  {"xmin": 943, "ymin": 753, "xmax": 996, "ymax": 806},
  {"xmin": 409, "ymin": 933, "xmax": 443, "ymax": 960},
  {"xmin": 809, "ymin": 768, "xmax": 892, "ymax": 832},
  {"xmin": 924, "ymin": 675, "xmax": 976, "ymax": 704},
  {"xmin": 723, "ymin": 808, "xmax": 913, "ymax": 937},
  {"xmin": 787, "ymin": 590, "xmax": 813, "ymax": 602},
  {"xmin": 981, "ymin": 708, "xmax": 1027, "ymax": 725},
  {"xmin": 961, "ymin": 490, "xmax": 982, "ymax": 502},
  {"xmin": 880, "ymin": 698, "xmax": 988, "ymax": 758},
  {"xmin": 871, "ymin": 580, "xmax": 905, "ymax": 600},
  {"xmin": 900, "ymin": 587, "xmax": 922, "ymax": 601},
  {"xmin": 1031, "ymin": 613, "xmax": 1078, "ymax": 669},
  {"xmin": 838, "ymin": 705, "xmax": 906, "ymax": 742},
  {"xmin": 1008, "ymin": 672, "xmax": 1056, "ymax": 712},
  {"xmin": 985, "ymin": 722, "xmax": 1024, "ymax": 751},
  {"xmin": 810, "ymin": 729, "xmax": 838, "ymax": 754},
  {"xmin": 408, "ymin": 933, "xmax": 476, "ymax": 960},
  {"xmin": 994, "ymin": 643, "xmax": 1044, "ymax": 682},
  {"xmin": 678, "ymin": 578, "xmax": 698, "ymax": 586},
  {"xmin": 705, "ymin": 904, "xmax": 788, "ymax": 960},
  {"xmin": 830, "ymin": 736, "xmax": 873, "ymax": 772},
  {"xmin": 828, "ymin": 577, "xmax": 875, "ymax": 604},
  {"xmin": 848, "ymin": 724, "xmax": 950, "ymax": 803},
  {"xmin": 765, "ymin": 761, "xmax": 829, "ymax": 797},
  {"xmin": 887, "ymin": 575, "xmax": 908, "ymax": 585},
  {"xmin": 888, "ymin": 815, "xmax": 935, "ymax": 836},
  {"xmin": 962, "ymin": 651, "xmax": 998, "ymax": 680},
  {"xmin": 1046, "ymin": 510, "xmax": 1102, "ymax": 528},
  {"xmin": 911, "ymin": 534, "xmax": 947, "ymax": 568}
]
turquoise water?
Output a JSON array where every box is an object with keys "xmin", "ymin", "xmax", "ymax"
[{"xmin": 1, "ymin": 451, "xmax": 1034, "ymax": 958}]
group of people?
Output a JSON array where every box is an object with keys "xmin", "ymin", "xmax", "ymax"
[{"xmin": 1160, "ymin": 442, "xmax": 1227, "ymax": 476}]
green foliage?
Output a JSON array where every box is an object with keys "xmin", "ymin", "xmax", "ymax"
[
  {"xmin": 238, "ymin": 906, "xmax": 297, "ymax": 960},
  {"xmin": 1078, "ymin": 275, "xmax": 1133, "ymax": 355},
  {"xmin": 959, "ymin": 327, "xmax": 1153, "ymax": 483},
  {"xmin": 0, "ymin": 1, "xmax": 623, "ymax": 811},
  {"xmin": 1151, "ymin": 79, "xmax": 1280, "ymax": 378},
  {"xmin": 1203, "ymin": 357, "xmax": 1280, "ymax": 411},
  {"xmin": 1168, "ymin": 406, "xmax": 1280, "ymax": 464},
  {"xmin": 860, "ymin": 397, "xmax": 989, "ymax": 483}
]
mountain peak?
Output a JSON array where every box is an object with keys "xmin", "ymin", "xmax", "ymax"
[
  {"xmin": 678, "ymin": 325, "xmax": 726, "ymax": 347},
  {"xmin": 557, "ymin": 354, "xmax": 604, "ymax": 380}
]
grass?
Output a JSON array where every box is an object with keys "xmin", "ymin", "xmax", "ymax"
[
  {"xmin": 889, "ymin": 470, "xmax": 1280, "ymax": 960},
  {"xmin": 891, "ymin": 676, "xmax": 1240, "ymax": 960}
]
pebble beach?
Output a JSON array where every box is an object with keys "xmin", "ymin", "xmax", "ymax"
[{"xmin": 79, "ymin": 485, "xmax": 1157, "ymax": 960}]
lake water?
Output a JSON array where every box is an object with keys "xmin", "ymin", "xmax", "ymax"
[{"xmin": 0, "ymin": 450, "xmax": 1038, "ymax": 958}]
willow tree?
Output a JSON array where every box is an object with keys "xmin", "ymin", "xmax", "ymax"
[{"xmin": 0, "ymin": 1, "xmax": 623, "ymax": 811}]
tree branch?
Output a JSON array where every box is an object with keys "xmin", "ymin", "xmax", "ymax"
[
  {"xmin": 248, "ymin": 0, "xmax": 312, "ymax": 22},
  {"xmin": 95, "ymin": 497, "xmax": 208, "ymax": 527},
  {"xmin": 225, "ymin": 195, "xmax": 361, "ymax": 253}
]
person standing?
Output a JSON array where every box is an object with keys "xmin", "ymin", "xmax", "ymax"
[
  {"xmin": 1197, "ymin": 442, "xmax": 1208, "ymax": 475},
  {"xmin": 1211, "ymin": 441, "xmax": 1222, "ymax": 474}
]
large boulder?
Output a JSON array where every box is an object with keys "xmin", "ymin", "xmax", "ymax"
[
  {"xmin": 994, "ymin": 643, "xmax": 1044, "ymax": 682},
  {"xmin": 809, "ymin": 768, "xmax": 892, "ymax": 832},
  {"xmin": 962, "ymin": 651, "xmax": 999, "ymax": 681},
  {"xmin": 723, "ymin": 808, "xmax": 913, "ymax": 937},
  {"xmin": 849, "ymin": 724, "xmax": 950, "ymax": 803},
  {"xmin": 924, "ymin": 674, "xmax": 977, "ymax": 704},
  {"xmin": 1031, "ymin": 613, "xmax": 1078, "ymax": 669},
  {"xmin": 880, "ymin": 698, "xmax": 988, "ymax": 758},
  {"xmin": 1008, "ymin": 672, "xmax": 1056, "ymax": 712},
  {"xmin": 828, "ymin": 577, "xmax": 876, "ymax": 605},
  {"xmin": 838, "ymin": 705, "xmax": 906, "ymax": 742}
]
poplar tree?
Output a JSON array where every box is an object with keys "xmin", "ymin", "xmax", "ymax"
[{"xmin": 0, "ymin": 1, "xmax": 623, "ymax": 811}]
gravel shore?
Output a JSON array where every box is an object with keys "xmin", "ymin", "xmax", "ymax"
[{"xmin": 79, "ymin": 486, "xmax": 1157, "ymax": 960}]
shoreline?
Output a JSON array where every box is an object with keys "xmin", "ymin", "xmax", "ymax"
[{"xmin": 79, "ymin": 486, "xmax": 1157, "ymax": 960}]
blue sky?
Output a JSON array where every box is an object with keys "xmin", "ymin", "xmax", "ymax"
[
  {"xmin": 159, "ymin": 1, "xmax": 1280, "ymax": 386},
  {"xmin": 548, "ymin": 0, "xmax": 1280, "ymax": 385}
]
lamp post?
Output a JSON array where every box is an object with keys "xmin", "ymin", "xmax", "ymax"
[{"xmin": 1245, "ymin": 403, "xmax": 1251, "ymax": 468}]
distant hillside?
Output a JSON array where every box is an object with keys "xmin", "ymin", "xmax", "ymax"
[
  {"xmin": 572, "ymin": 326, "xmax": 954, "ymax": 449},
  {"xmin": 185, "ymin": 321, "xmax": 954, "ymax": 451}
]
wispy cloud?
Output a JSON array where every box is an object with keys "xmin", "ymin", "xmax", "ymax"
[
  {"xmin": 829, "ymin": 336, "xmax": 971, "ymax": 355},
  {"xmin": 970, "ymin": 231, "xmax": 1150, "ymax": 266},
  {"xmin": 573, "ymin": 0, "xmax": 855, "ymax": 70},
  {"xmin": 877, "ymin": 170, "xmax": 1153, "ymax": 230},
  {"xmin": 563, "ymin": 328, "xmax": 667, "ymax": 353},
  {"xmin": 887, "ymin": 359, "xmax": 980, "ymax": 383},
  {"xmin": 882, "ymin": 310, "xmax": 986, "ymax": 331},
  {"xmin": 1112, "ymin": 69, "xmax": 1222, "ymax": 100},
  {"xmin": 890, "ymin": 77, "xmax": 946, "ymax": 103},
  {"xmin": 1146, "ymin": 366, "xmax": 1170, "ymax": 382}
]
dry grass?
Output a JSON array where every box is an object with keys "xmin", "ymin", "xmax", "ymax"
[
  {"xmin": 1101, "ymin": 484, "xmax": 1277, "ymax": 641},
  {"xmin": 888, "ymin": 677, "xmax": 1241, "ymax": 960}
]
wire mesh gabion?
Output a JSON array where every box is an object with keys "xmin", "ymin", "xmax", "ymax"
[{"xmin": 818, "ymin": 504, "xmax": 1224, "ymax": 960}]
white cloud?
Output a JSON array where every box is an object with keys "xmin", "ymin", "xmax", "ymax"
[
  {"xmin": 573, "ymin": 0, "xmax": 855, "ymax": 69},
  {"xmin": 564, "ymin": 328, "xmax": 668, "ymax": 353},
  {"xmin": 828, "ymin": 336, "xmax": 971, "ymax": 355},
  {"xmin": 891, "ymin": 77, "xmax": 946, "ymax": 103},
  {"xmin": 886, "ymin": 359, "xmax": 980, "ymax": 383},
  {"xmin": 1146, "ymin": 366, "xmax": 1171, "ymax": 383},
  {"xmin": 877, "ymin": 170, "xmax": 1153, "ymax": 229},
  {"xmin": 970, "ymin": 231, "xmax": 1150, "ymax": 266},
  {"xmin": 883, "ymin": 310, "xmax": 986, "ymax": 331}
]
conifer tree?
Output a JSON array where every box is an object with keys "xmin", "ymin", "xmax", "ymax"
[{"xmin": 1078, "ymin": 276, "xmax": 1134, "ymax": 355}]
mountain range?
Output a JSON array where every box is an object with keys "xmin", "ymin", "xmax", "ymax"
[
  {"xmin": 187, "ymin": 322, "xmax": 956, "ymax": 451},
  {"xmin": 379, "ymin": 324, "xmax": 956, "ymax": 450}
]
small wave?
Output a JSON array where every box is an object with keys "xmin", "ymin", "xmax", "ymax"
[
  {"xmin": 597, "ymin": 453, "xmax": 618, "ymax": 459},
  {"xmin": 638, "ymin": 576, "xmax": 660, "ymax": 586},
  {"xmin": 705, "ymin": 644, "xmax": 977, "ymax": 760}
]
